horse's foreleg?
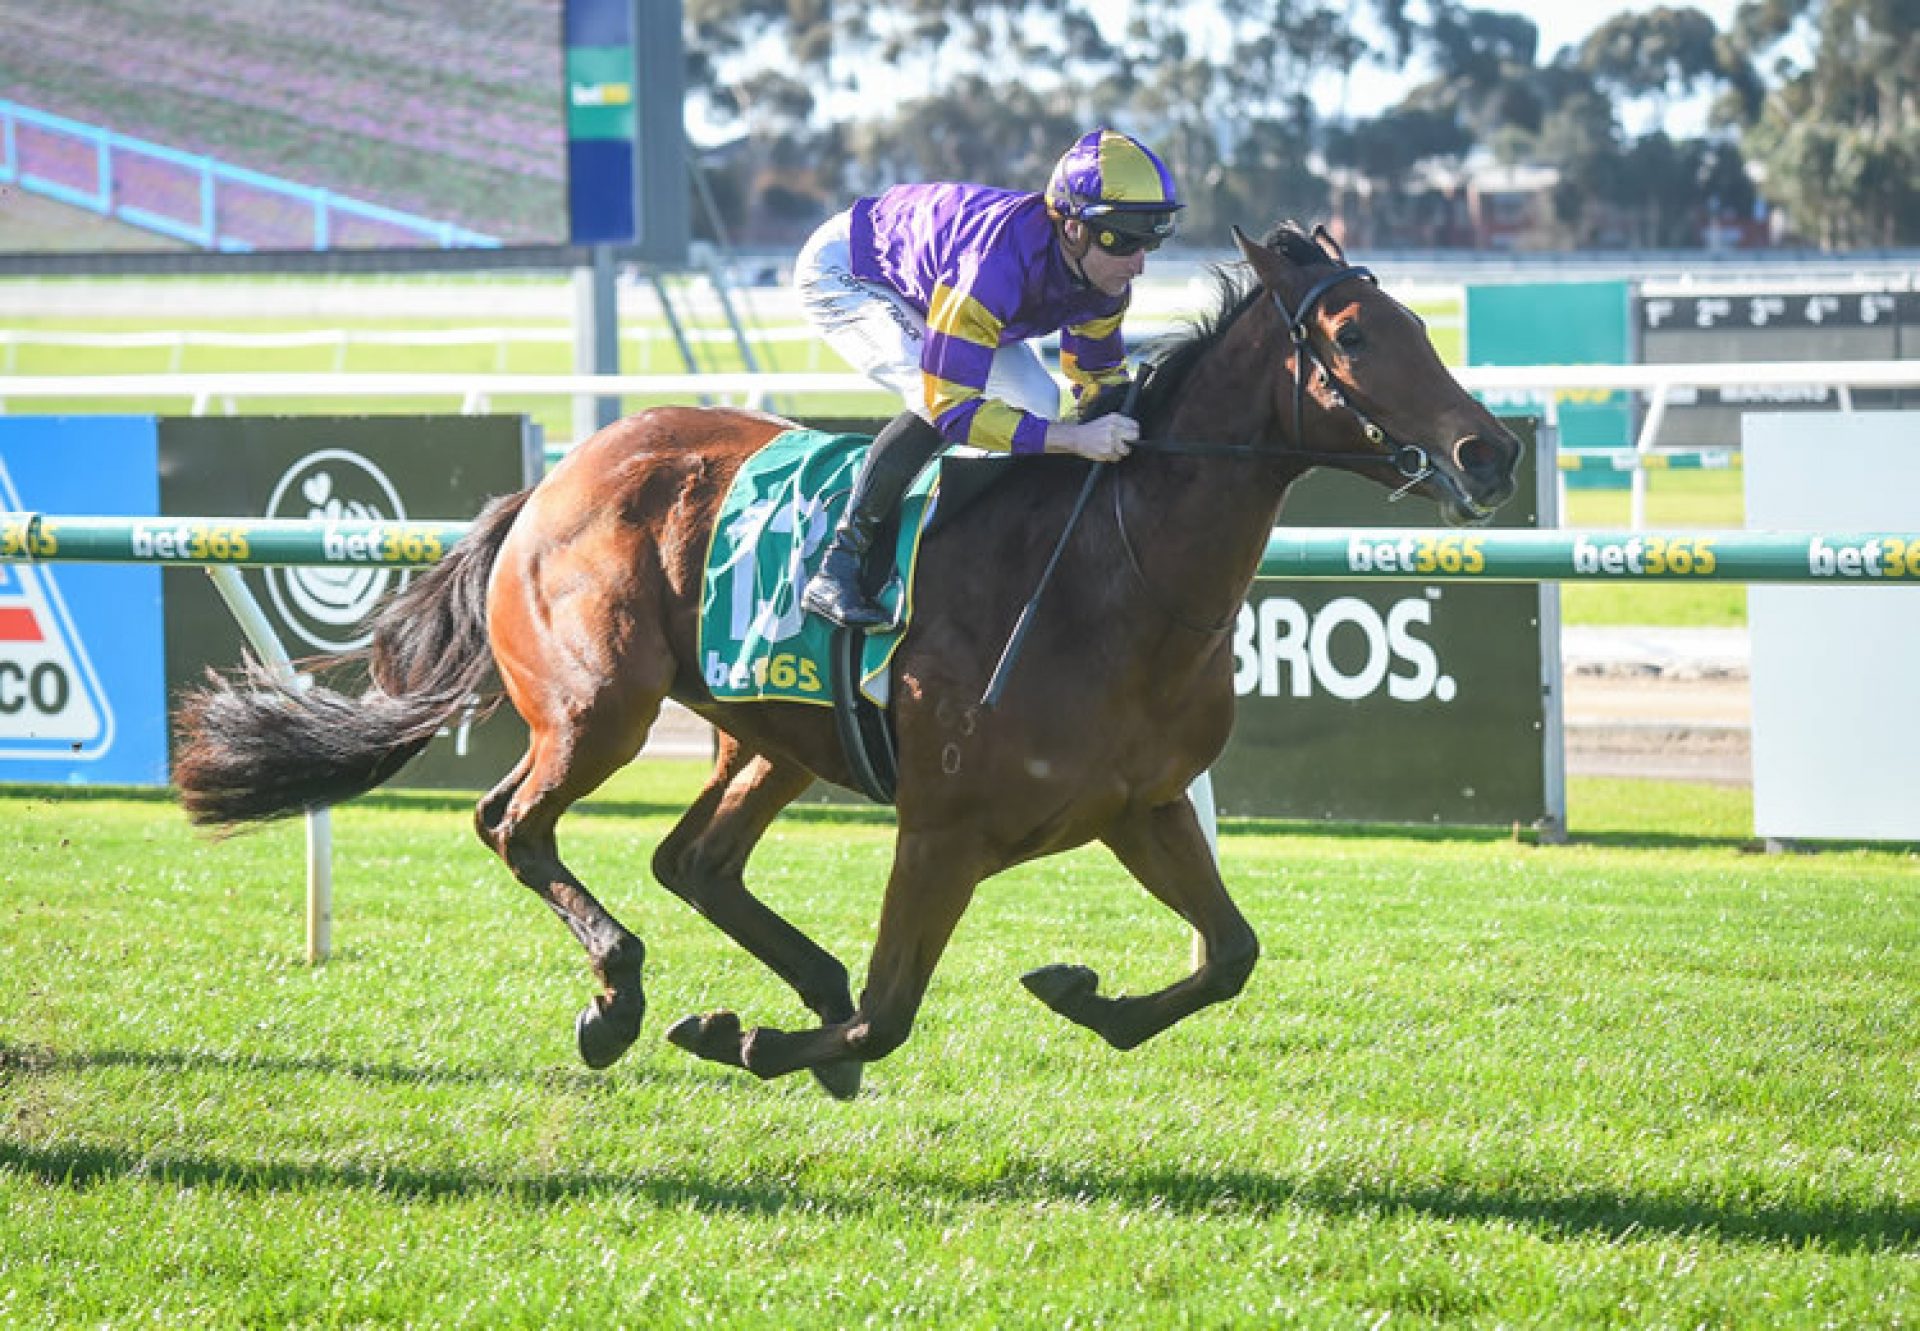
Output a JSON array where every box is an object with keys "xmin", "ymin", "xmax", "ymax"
[
  {"xmin": 675, "ymin": 830, "xmax": 982, "ymax": 1098},
  {"xmin": 655, "ymin": 737, "xmax": 860, "ymax": 1098},
  {"xmin": 1025, "ymin": 796, "xmax": 1258, "ymax": 1050}
]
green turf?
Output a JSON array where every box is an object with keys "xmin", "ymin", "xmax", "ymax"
[
  {"xmin": 0, "ymin": 303, "xmax": 897, "ymax": 442},
  {"xmin": 1, "ymin": 766, "xmax": 1913, "ymax": 1326}
]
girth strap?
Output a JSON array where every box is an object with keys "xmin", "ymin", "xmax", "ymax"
[{"xmin": 829, "ymin": 626, "xmax": 897, "ymax": 804}]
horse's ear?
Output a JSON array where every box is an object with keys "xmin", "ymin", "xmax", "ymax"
[
  {"xmin": 1311, "ymin": 223, "xmax": 1348, "ymax": 266},
  {"xmin": 1232, "ymin": 224, "xmax": 1287, "ymax": 289}
]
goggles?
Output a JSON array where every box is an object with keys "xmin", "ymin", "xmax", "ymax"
[
  {"xmin": 1093, "ymin": 227, "xmax": 1164, "ymax": 257},
  {"xmin": 1085, "ymin": 209, "xmax": 1175, "ymax": 257}
]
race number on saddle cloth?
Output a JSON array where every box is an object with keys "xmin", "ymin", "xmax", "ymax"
[{"xmin": 698, "ymin": 429, "xmax": 939, "ymax": 707}]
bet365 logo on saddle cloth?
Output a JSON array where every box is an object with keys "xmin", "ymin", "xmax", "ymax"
[
  {"xmin": 697, "ymin": 429, "xmax": 935, "ymax": 707},
  {"xmin": 0, "ymin": 460, "xmax": 114, "ymax": 759}
]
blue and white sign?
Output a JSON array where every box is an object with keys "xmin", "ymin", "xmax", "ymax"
[{"xmin": 0, "ymin": 418, "xmax": 168, "ymax": 785}]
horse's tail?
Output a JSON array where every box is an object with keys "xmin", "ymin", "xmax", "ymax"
[{"xmin": 173, "ymin": 489, "xmax": 533, "ymax": 829}]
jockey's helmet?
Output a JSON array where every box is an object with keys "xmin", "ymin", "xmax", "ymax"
[{"xmin": 1045, "ymin": 129, "xmax": 1183, "ymax": 247}]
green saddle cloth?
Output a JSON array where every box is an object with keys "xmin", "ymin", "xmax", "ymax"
[{"xmin": 697, "ymin": 428, "xmax": 938, "ymax": 707}]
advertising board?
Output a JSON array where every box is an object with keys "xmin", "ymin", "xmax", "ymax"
[
  {"xmin": 0, "ymin": 417, "xmax": 168, "ymax": 785},
  {"xmin": 0, "ymin": 413, "xmax": 541, "ymax": 790},
  {"xmin": 158, "ymin": 416, "xmax": 542, "ymax": 791},
  {"xmin": 1213, "ymin": 420, "xmax": 1546, "ymax": 824}
]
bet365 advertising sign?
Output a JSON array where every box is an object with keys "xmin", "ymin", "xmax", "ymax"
[{"xmin": 0, "ymin": 415, "xmax": 539, "ymax": 790}]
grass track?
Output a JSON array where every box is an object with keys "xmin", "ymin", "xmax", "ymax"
[{"xmin": 2, "ymin": 765, "xmax": 1914, "ymax": 1326}]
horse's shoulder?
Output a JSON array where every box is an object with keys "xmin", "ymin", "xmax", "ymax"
[{"xmin": 628, "ymin": 404, "xmax": 794, "ymax": 457}]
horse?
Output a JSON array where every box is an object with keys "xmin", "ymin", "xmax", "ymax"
[{"xmin": 173, "ymin": 222, "xmax": 1522, "ymax": 1100}]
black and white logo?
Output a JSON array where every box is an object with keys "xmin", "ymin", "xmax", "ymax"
[{"xmin": 263, "ymin": 449, "xmax": 409, "ymax": 652}]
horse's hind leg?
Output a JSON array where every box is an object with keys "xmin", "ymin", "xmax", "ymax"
[
  {"xmin": 478, "ymin": 721, "xmax": 654, "ymax": 1071},
  {"xmin": 655, "ymin": 734, "xmax": 861, "ymax": 1098},
  {"xmin": 675, "ymin": 826, "xmax": 986, "ymax": 1093},
  {"xmin": 1023, "ymin": 796, "xmax": 1259, "ymax": 1050}
]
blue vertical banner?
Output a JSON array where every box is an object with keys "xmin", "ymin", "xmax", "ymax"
[
  {"xmin": 565, "ymin": 0, "xmax": 688, "ymax": 260},
  {"xmin": 566, "ymin": 0, "xmax": 638, "ymax": 245},
  {"xmin": 0, "ymin": 417, "xmax": 168, "ymax": 785}
]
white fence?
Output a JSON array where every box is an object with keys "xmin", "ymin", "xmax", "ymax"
[
  {"xmin": 0, "ymin": 325, "xmax": 830, "ymax": 374},
  {"xmin": 4, "ymin": 360, "xmax": 1919, "ymax": 527}
]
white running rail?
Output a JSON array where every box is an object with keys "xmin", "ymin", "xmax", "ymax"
[{"xmin": 4, "ymin": 360, "xmax": 1918, "ymax": 526}]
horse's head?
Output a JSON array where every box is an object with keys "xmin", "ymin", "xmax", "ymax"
[{"xmin": 1236, "ymin": 223, "xmax": 1521, "ymax": 526}]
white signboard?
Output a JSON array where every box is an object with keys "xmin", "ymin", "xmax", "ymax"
[{"xmin": 1745, "ymin": 413, "xmax": 1920, "ymax": 841}]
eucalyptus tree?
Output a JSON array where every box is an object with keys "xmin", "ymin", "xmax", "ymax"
[{"xmin": 1724, "ymin": 0, "xmax": 1919, "ymax": 246}]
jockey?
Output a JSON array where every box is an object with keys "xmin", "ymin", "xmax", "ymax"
[{"xmin": 793, "ymin": 127, "xmax": 1183, "ymax": 629}]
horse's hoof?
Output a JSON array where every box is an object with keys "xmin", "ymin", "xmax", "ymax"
[
  {"xmin": 809, "ymin": 1060, "xmax": 863, "ymax": 1102},
  {"xmin": 575, "ymin": 997, "xmax": 642, "ymax": 1071},
  {"xmin": 664, "ymin": 1011, "xmax": 745, "ymax": 1069},
  {"xmin": 1021, "ymin": 963, "xmax": 1100, "ymax": 1014}
]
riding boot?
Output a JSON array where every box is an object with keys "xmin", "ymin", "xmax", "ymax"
[{"xmin": 802, "ymin": 409, "xmax": 947, "ymax": 628}]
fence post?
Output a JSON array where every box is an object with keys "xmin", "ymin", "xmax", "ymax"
[
  {"xmin": 203, "ymin": 565, "xmax": 333, "ymax": 965},
  {"xmin": 1630, "ymin": 383, "xmax": 1671, "ymax": 530}
]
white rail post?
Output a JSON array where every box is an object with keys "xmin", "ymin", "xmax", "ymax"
[
  {"xmin": 1542, "ymin": 393, "xmax": 1567, "ymax": 522},
  {"xmin": 203, "ymin": 565, "xmax": 332, "ymax": 965},
  {"xmin": 1630, "ymin": 383, "xmax": 1671, "ymax": 531},
  {"xmin": 1536, "ymin": 421, "xmax": 1568, "ymax": 844},
  {"xmin": 1187, "ymin": 771, "xmax": 1220, "ymax": 969}
]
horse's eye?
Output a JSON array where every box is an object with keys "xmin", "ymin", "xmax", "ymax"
[{"xmin": 1334, "ymin": 324, "xmax": 1365, "ymax": 354}]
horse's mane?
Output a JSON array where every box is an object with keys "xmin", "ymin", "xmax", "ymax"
[{"xmin": 1080, "ymin": 221, "xmax": 1331, "ymax": 431}]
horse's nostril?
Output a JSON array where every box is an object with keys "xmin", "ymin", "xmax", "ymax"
[{"xmin": 1453, "ymin": 434, "xmax": 1503, "ymax": 477}]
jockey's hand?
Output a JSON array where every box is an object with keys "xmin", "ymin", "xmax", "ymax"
[{"xmin": 1045, "ymin": 414, "xmax": 1138, "ymax": 463}]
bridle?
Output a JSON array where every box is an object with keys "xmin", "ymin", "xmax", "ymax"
[
  {"xmin": 1270, "ymin": 265, "xmax": 1437, "ymax": 502},
  {"xmin": 1105, "ymin": 252, "xmax": 1454, "ymax": 635},
  {"xmin": 1133, "ymin": 259, "xmax": 1438, "ymax": 502}
]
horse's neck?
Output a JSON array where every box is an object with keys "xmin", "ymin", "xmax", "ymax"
[{"xmin": 1131, "ymin": 302, "xmax": 1302, "ymax": 607}]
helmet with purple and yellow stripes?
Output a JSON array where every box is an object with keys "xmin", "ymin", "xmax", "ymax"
[{"xmin": 1045, "ymin": 129, "xmax": 1183, "ymax": 248}]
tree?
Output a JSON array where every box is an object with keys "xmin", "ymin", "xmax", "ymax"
[
  {"xmin": 1726, "ymin": 0, "xmax": 1920, "ymax": 245},
  {"xmin": 675, "ymin": 0, "xmax": 1905, "ymax": 253},
  {"xmin": 1417, "ymin": 2, "xmax": 1545, "ymax": 136},
  {"xmin": 1578, "ymin": 6, "xmax": 1724, "ymax": 102},
  {"xmin": 841, "ymin": 78, "xmax": 1082, "ymax": 199}
]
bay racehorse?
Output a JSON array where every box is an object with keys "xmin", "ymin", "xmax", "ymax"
[{"xmin": 174, "ymin": 223, "xmax": 1521, "ymax": 1099}]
